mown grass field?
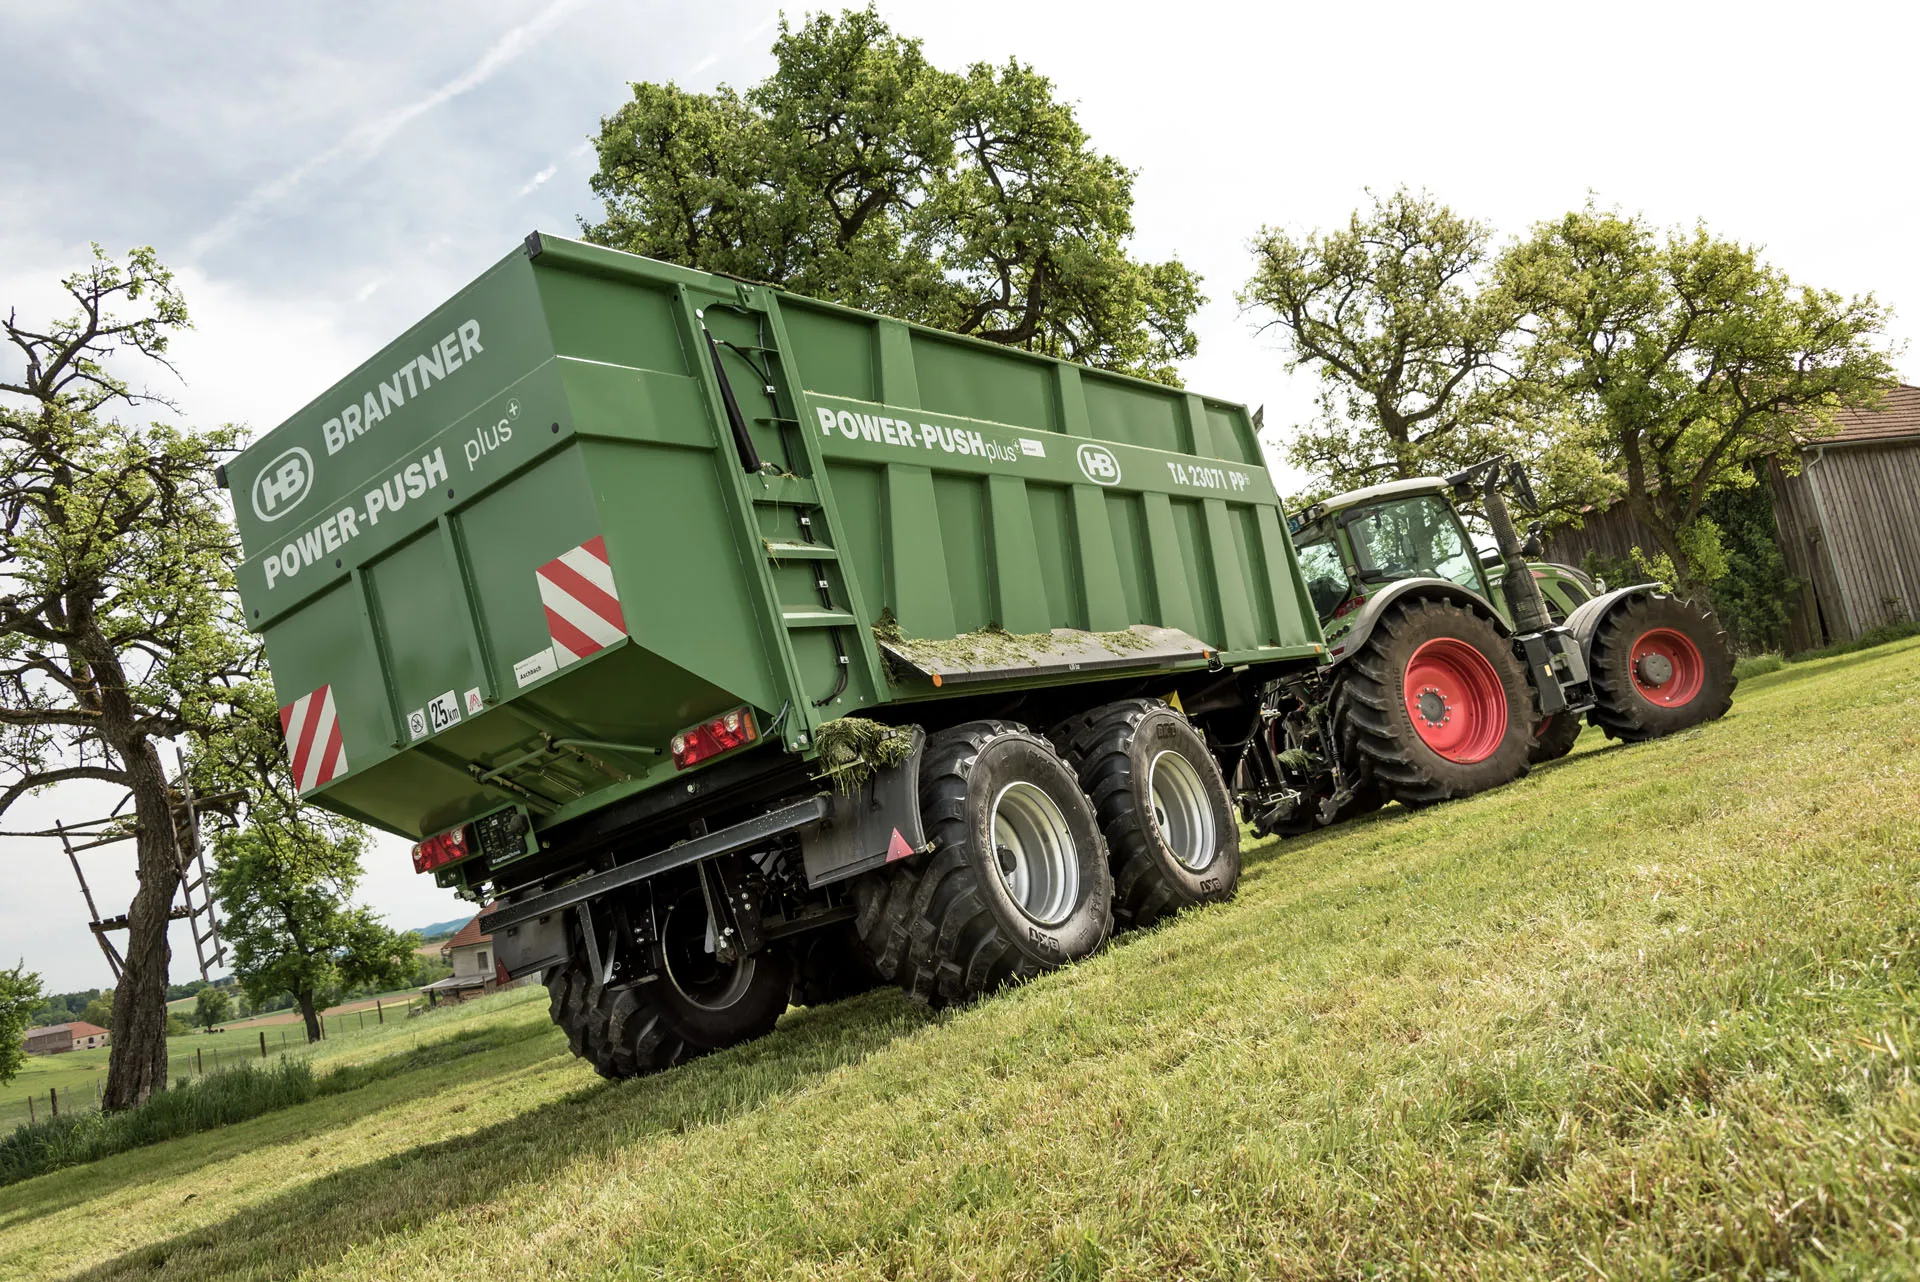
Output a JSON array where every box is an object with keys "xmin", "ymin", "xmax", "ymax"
[{"xmin": 2, "ymin": 639, "xmax": 1917, "ymax": 1280}]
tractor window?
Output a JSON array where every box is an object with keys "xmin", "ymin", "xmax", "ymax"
[
  {"xmin": 1342, "ymin": 497, "xmax": 1480, "ymax": 589},
  {"xmin": 1295, "ymin": 536, "xmax": 1351, "ymax": 620}
]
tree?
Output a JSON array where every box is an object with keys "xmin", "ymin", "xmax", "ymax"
[
  {"xmin": 0, "ymin": 246, "xmax": 255, "ymax": 1109},
  {"xmin": 585, "ymin": 6, "xmax": 1203, "ymax": 383},
  {"xmin": 80, "ymin": 992, "xmax": 113, "ymax": 1028},
  {"xmin": 193, "ymin": 985, "xmax": 231, "ymax": 1031},
  {"xmin": 0, "ymin": 963, "xmax": 42, "ymax": 1085},
  {"xmin": 211, "ymin": 815, "xmax": 419, "ymax": 1043},
  {"xmin": 1502, "ymin": 206, "xmax": 1896, "ymax": 593},
  {"xmin": 1242, "ymin": 189, "xmax": 1536, "ymax": 490}
]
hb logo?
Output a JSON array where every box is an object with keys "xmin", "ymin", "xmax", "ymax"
[
  {"xmin": 250, "ymin": 446, "xmax": 314, "ymax": 522},
  {"xmin": 1076, "ymin": 442, "xmax": 1122, "ymax": 487}
]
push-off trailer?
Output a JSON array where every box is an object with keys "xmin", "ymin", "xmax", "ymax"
[{"xmin": 227, "ymin": 234, "xmax": 1326, "ymax": 1076}]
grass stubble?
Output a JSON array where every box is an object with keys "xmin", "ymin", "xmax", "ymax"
[{"xmin": 1, "ymin": 639, "xmax": 1916, "ymax": 1280}]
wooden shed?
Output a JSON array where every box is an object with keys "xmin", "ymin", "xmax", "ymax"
[{"xmin": 1543, "ymin": 384, "xmax": 1920, "ymax": 653}]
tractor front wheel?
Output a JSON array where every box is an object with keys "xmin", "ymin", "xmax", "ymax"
[
  {"xmin": 1587, "ymin": 594, "xmax": 1735, "ymax": 742},
  {"xmin": 1334, "ymin": 598, "xmax": 1533, "ymax": 806},
  {"xmin": 1529, "ymin": 713, "xmax": 1583, "ymax": 764}
]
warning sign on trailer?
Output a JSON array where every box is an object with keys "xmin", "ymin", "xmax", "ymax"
[{"xmin": 536, "ymin": 535, "xmax": 625, "ymax": 666}]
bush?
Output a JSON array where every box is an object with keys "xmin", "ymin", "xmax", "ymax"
[
  {"xmin": 0, "ymin": 1059, "xmax": 315, "ymax": 1186},
  {"xmin": 1734, "ymin": 653, "xmax": 1785, "ymax": 680}
]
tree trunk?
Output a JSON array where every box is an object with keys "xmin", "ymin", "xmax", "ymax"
[
  {"xmin": 101, "ymin": 739, "xmax": 182, "ymax": 1110},
  {"xmin": 298, "ymin": 991, "xmax": 322, "ymax": 1044}
]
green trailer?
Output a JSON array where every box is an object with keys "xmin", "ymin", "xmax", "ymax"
[{"xmin": 228, "ymin": 233, "xmax": 1325, "ymax": 1075}]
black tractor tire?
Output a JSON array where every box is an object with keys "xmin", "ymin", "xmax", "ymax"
[
  {"xmin": 851, "ymin": 720, "xmax": 1112, "ymax": 1008},
  {"xmin": 544, "ymin": 886, "xmax": 792, "ymax": 1080},
  {"xmin": 1528, "ymin": 712, "xmax": 1584, "ymax": 764},
  {"xmin": 1587, "ymin": 593, "xmax": 1736, "ymax": 742},
  {"xmin": 789, "ymin": 923, "xmax": 882, "ymax": 1008},
  {"xmin": 1055, "ymin": 699, "xmax": 1239, "ymax": 928},
  {"xmin": 1326, "ymin": 679, "xmax": 1389, "ymax": 820},
  {"xmin": 1333, "ymin": 597, "xmax": 1533, "ymax": 806}
]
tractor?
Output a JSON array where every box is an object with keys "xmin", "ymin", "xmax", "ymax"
[{"xmin": 1236, "ymin": 460, "xmax": 1736, "ymax": 836}]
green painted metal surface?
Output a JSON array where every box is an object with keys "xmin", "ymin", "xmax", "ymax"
[{"xmin": 229, "ymin": 233, "xmax": 1324, "ymax": 841}]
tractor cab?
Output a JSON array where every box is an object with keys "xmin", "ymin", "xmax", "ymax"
[{"xmin": 1288, "ymin": 478, "xmax": 1489, "ymax": 636}]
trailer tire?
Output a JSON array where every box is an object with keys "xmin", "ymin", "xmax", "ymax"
[
  {"xmin": 854, "ymin": 721, "xmax": 1112, "ymax": 1007},
  {"xmin": 1587, "ymin": 593, "xmax": 1735, "ymax": 742},
  {"xmin": 1056, "ymin": 700, "xmax": 1239, "ymax": 928},
  {"xmin": 790, "ymin": 924, "xmax": 882, "ymax": 1008},
  {"xmin": 544, "ymin": 886, "xmax": 792, "ymax": 1080},
  {"xmin": 1334, "ymin": 597, "xmax": 1532, "ymax": 806}
]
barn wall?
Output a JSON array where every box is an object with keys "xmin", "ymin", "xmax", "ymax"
[{"xmin": 1789, "ymin": 442, "xmax": 1920, "ymax": 640}]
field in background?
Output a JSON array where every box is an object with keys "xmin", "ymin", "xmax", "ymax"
[
  {"xmin": 2, "ymin": 988, "xmax": 429, "ymax": 1130},
  {"xmin": 1, "ymin": 639, "xmax": 1916, "ymax": 1280}
]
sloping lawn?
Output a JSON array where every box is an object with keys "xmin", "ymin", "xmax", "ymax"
[{"xmin": 2, "ymin": 639, "xmax": 1916, "ymax": 1280}]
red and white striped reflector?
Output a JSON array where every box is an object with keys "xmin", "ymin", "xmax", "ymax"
[
  {"xmin": 280, "ymin": 685, "xmax": 347, "ymax": 794},
  {"xmin": 537, "ymin": 535, "xmax": 626, "ymax": 667}
]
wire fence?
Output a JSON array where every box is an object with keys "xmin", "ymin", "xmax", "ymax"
[{"xmin": 4, "ymin": 996, "xmax": 427, "ymax": 1132}]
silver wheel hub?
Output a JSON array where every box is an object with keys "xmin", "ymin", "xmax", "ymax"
[
  {"xmin": 1636, "ymin": 653, "xmax": 1674, "ymax": 687},
  {"xmin": 990, "ymin": 781, "xmax": 1079, "ymax": 925},
  {"xmin": 1148, "ymin": 749, "xmax": 1217, "ymax": 872}
]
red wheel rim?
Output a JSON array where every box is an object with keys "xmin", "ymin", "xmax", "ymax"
[
  {"xmin": 1629, "ymin": 628, "xmax": 1704, "ymax": 707},
  {"xmin": 1403, "ymin": 637, "xmax": 1508, "ymax": 763}
]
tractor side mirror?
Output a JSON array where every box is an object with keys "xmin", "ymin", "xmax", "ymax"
[{"xmin": 1520, "ymin": 521, "xmax": 1544, "ymax": 560}]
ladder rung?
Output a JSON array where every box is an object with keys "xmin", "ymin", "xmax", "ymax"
[
  {"xmin": 750, "ymin": 476, "xmax": 820, "ymax": 506},
  {"xmin": 764, "ymin": 540, "xmax": 838, "ymax": 561},
  {"xmin": 781, "ymin": 608, "xmax": 855, "ymax": 628}
]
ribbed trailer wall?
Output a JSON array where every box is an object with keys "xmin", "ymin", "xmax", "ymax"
[{"xmin": 228, "ymin": 234, "xmax": 1323, "ymax": 842}]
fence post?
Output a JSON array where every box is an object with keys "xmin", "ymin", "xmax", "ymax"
[
  {"xmin": 213, "ymin": 1048, "xmax": 220, "ymax": 1070},
  {"xmin": 196, "ymin": 1047, "xmax": 203, "ymax": 1075},
  {"xmin": 377, "ymin": 999, "xmax": 384, "ymax": 1024},
  {"xmin": 95, "ymin": 1078, "xmax": 101, "ymax": 1108},
  {"xmin": 260, "ymin": 1030, "xmax": 268, "ymax": 1059},
  {"xmin": 49, "ymin": 1086, "xmax": 58, "ymax": 1117},
  {"xmin": 28, "ymin": 1094, "xmax": 34, "ymax": 1124},
  {"xmin": 358, "ymin": 1010, "xmax": 365, "ymax": 1030}
]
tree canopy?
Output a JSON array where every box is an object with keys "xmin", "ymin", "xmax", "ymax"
[
  {"xmin": 585, "ymin": 6, "xmax": 1203, "ymax": 383},
  {"xmin": 0, "ymin": 245, "xmax": 258, "ymax": 1108},
  {"xmin": 1502, "ymin": 206, "xmax": 1896, "ymax": 591},
  {"xmin": 193, "ymin": 985, "xmax": 231, "ymax": 1032},
  {"xmin": 211, "ymin": 815, "xmax": 418, "ymax": 1043},
  {"xmin": 0, "ymin": 963, "xmax": 42, "ymax": 1086}
]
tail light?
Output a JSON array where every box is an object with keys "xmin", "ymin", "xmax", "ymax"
[
  {"xmin": 1331, "ymin": 592, "xmax": 1368, "ymax": 621},
  {"xmin": 671, "ymin": 706, "xmax": 758, "ymax": 770},
  {"xmin": 412, "ymin": 824, "xmax": 473, "ymax": 874}
]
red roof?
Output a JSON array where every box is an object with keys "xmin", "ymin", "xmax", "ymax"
[
  {"xmin": 1807, "ymin": 383, "xmax": 1920, "ymax": 447},
  {"xmin": 65, "ymin": 1021, "xmax": 108, "ymax": 1038},
  {"xmin": 443, "ymin": 904, "xmax": 496, "ymax": 950}
]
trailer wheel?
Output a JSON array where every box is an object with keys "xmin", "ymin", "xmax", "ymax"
[
  {"xmin": 1056, "ymin": 700, "xmax": 1238, "ymax": 928},
  {"xmin": 853, "ymin": 721, "xmax": 1112, "ymax": 1007},
  {"xmin": 545, "ymin": 885, "xmax": 792, "ymax": 1080},
  {"xmin": 1528, "ymin": 713, "xmax": 1583, "ymax": 764},
  {"xmin": 789, "ymin": 924, "xmax": 881, "ymax": 1008},
  {"xmin": 1587, "ymin": 593, "xmax": 1735, "ymax": 742},
  {"xmin": 1334, "ymin": 597, "xmax": 1532, "ymax": 806}
]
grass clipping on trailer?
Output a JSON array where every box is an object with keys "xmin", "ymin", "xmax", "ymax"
[{"xmin": 813, "ymin": 717, "xmax": 916, "ymax": 794}]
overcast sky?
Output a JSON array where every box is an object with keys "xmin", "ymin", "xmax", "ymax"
[{"xmin": 3, "ymin": 0, "xmax": 1914, "ymax": 991}]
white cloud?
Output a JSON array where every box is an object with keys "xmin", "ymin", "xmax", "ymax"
[
  {"xmin": 187, "ymin": 0, "xmax": 586, "ymax": 262},
  {"xmin": 516, "ymin": 162, "xmax": 559, "ymax": 197},
  {"xmin": 682, "ymin": 53, "xmax": 717, "ymax": 78}
]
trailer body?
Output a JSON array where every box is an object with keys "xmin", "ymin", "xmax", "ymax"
[{"xmin": 229, "ymin": 234, "xmax": 1324, "ymax": 871}]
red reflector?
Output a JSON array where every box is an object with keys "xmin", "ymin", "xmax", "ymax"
[
  {"xmin": 672, "ymin": 706, "xmax": 758, "ymax": 770},
  {"xmin": 1331, "ymin": 592, "xmax": 1368, "ymax": 620},
  {"xmin": 411, "ymin": 825, "xmax": 471, "ymax": 874}
]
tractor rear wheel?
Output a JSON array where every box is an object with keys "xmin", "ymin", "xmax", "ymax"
[
  {"xmin": 1334, "ymin": 597, "xmax": 1533, "ymax": 806},
  {"xmin": 1528, "ymin": 712, "xmax": 1583, "ymax": 764},
  {"xmin": 852, "ymin": 721, "xmax": 1112, "ymax": 1007},
  {"xmin": 1587, "ymin": 593, "xmax": 1735, "ymax": 742},
  {"xmin": 545, "ymin": 884, "xmax": 792, "ymax": 1079},
  {"xmin": 1056, "ymin": 699, "xmax": 1239, "ymax": 929}
]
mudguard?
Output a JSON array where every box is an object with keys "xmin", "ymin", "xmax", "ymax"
[
  {"xmin": 1325, "ymin": 578, "xmax": 1510, "ymax": 665},
  {"xmin": 1562, "ymin": 583, "xmax": 1663, "ymax": 649}
]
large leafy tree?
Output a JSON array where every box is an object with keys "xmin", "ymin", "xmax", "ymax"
[
  {"xmin": 0, "ymin": 247, "xmax": 255, "ymax": 1109},
  {"xmin": 1242, "ymin": 189, "xmax": 1534, "ymax": 489},
  {"xmin": 211, "ymin": 815, "xmax": 419, "ymax": 1043},
  {"xmin": 0, "ymin": 963, "xmax": 42, "ymax": 1086},
  {"xmin": 585, "ymin": 6, "xmax": 1203, "ymax": 383},
  {"xmin": 1502, "ymin": 207, "xmax": 1896, "ymax": 592}
]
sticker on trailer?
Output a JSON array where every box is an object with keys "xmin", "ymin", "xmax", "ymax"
[
  {"xmin": 464, "ymin": 688, "xmax": 484, "ymax": 715},
  {"xmin": 407, "ymin": 708, "xmax": 429, "ymax": 741},
  {"xmin": 514, "ymin": 646, "xmax": 557, "ymax": 688},
  {"xmin": 428, "ymin": 690, "xmax": 462, "ymax": 733},
  {"xmin": 281, "ymin": 685, "xmax": 348, "ymax": 794},
  {"xmin": 1019, "ymin": 437, "xmax": 1046, "ymax": 457},
  {"xmin": 535, "ymin": 535, "xmax": 626, "ymax": 666}
]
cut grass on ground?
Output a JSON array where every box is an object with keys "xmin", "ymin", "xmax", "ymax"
[{"xmin": 1, "ymin": 638, "xmax": 1917, "ymax": 1280}]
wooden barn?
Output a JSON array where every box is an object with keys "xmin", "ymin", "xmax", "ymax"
[{"xmin": 1543, "ymin": 384, "xmax": 1920, "ymax": 653}]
